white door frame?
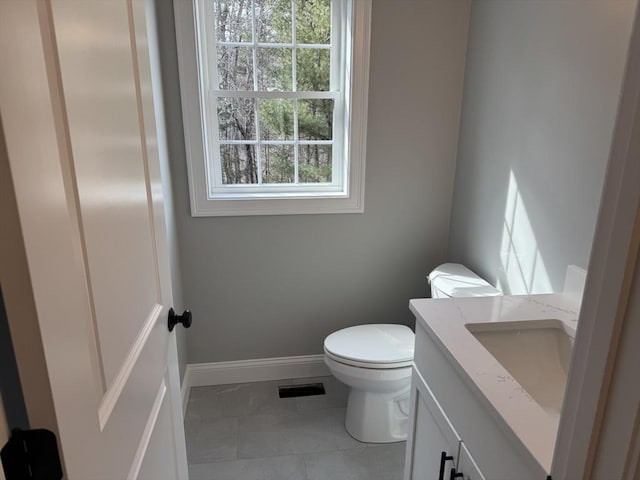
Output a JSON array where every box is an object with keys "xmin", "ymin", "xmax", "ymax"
[{"xmin": 552, "ymin": 4, "xmax": 640, "ymax": 479}]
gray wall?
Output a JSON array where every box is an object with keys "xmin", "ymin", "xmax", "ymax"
[
  {"xmin": 158, "ymin": 0, "xmax": 471, "ymax": 364},
  {"xmin": 449, "ymin": 1, "xmax": 636, "ymax": 294}
]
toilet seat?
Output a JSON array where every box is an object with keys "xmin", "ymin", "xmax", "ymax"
[
  {"xmin": 324, "ymin": 324, "xmax": 414, "ymax": 369},
  {"xmin": 324, "ymin": 350, "xmax": 413, "ymax": 369}
]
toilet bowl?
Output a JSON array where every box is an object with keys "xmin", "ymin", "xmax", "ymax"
[
  {"xmin": 324, "ymin": 263, "xmax": 501, "ymax": 443},
  {"xmin": 324, "ymin": 324, "xmax": 414, "ymax": 443}
]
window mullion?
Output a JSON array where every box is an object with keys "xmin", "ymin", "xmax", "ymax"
[
  {"xmin": 291, "ymin": 0, "xmax": 299, "ymax": 184},
  {"xmin": 218, "ymin": 140, "xmax": 334, "ymax": 146},
  {"xmin": 219, "ymin": 139, "xmax": 333, "ymax": 146},
  {"xmin": 251, "ymin": 0, "xmax": 262, "ymax": 185},
  {"xmin": 251, "ymin": 0, "xmax": 258, "ymax": 93},
  {"xmin": 332, "ymin": 0, "xmax": 346, "ymax": 189},
  {"xmin": 294, "ymin": 100, "xmax": 299, "ymax": 184},
  {"xmin": 330, "ymin": 0, "xmax": 340, "ymax": 92},
  {"xmin": 210, "ymin": 90, "xmax": 338, "ymax": 99},
  {"xmin": 292, "ymin": 0, "xmax": 297, "ymax": 94},
  {"xmin": 218, "ymin": 41, "xmax": 331, "ymax": 49}
]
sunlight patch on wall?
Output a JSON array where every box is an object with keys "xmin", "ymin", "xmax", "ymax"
[{"xmin": 497, "ymin": 171, "xmax": 552, "ymax": 294}]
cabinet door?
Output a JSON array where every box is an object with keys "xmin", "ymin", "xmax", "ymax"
[
  {"xmin": 455, "ymin": 443, "xmax": 487, "ymax": 480},
  {"xmin": 404, "ymin": 368, "xmax": 461, "ymax": 480}
]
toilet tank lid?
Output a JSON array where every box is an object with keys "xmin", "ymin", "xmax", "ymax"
[
  {"xmin": 324, "ymin": 324, "xmax": 414, "ymax": 365},
  {"xmin": 428, "ymin": 263, "xmax": 501, "ymax": 298}
]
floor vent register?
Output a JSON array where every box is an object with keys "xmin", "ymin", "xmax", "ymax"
[{"xmin": 278, "ymin": 383, "xmax": 326, "ymax": 398}]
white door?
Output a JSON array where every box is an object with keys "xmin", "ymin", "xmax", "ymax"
[{"xmin": 0, "ymin": 1, "xmax": 189, "ymax": 479}]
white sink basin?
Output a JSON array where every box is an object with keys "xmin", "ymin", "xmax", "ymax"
[{"xmin": 466, "ymin": 320, "xmax": 574, "ymax": 416}]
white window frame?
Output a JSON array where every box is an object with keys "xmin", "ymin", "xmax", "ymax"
[{"xmin": 174, "ymin": 0, "xmax": 371, "ymax": 216}]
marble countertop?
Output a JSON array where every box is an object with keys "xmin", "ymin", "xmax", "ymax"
[{"xmin": 409, "ymin": 293, "xmax": 579, "ymax": 473}]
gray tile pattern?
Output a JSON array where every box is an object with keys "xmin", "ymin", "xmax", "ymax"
[
  {"xmin": 185, "ymin": 376, "xmax": 406, "ymax": 479},
  {"xmin": 304, "ymin": 444, "xmax": 406, "ymax": 480},
  {"xmin": 186, "ymin": 381, "xmax": 298, "ymax": 421},
  {"xmin": 237, "ymin": 408, "xmax": 363, "ymax": 458},
  {"xmin": 184, "ymin": 417, "xmax": 238, "ymax": 464},
  {"xmin": 189, "ymin": 455, "xmax": 307, "ymax": 480}
]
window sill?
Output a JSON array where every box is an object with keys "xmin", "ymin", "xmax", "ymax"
[{"xmin": 190, "ymin": 193, "xmax": 365, "ymax": 217}]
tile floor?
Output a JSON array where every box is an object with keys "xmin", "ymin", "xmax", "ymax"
[{"xmin": 185, "ymin": 376, "xmax": 406, "ymax": 480}]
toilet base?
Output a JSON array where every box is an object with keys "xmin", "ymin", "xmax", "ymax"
[
  {"xmin": 344, "ymin": 387, "xmax": 410, "ymax": 443},
  {"xmin": 324, "ymin": 355, "xmax": 412, "ymax": 444}
]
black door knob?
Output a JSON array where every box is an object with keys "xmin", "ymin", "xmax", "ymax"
[{"xmin": 168, "ymin": 308, "xmax": 192, "ymax": 332}]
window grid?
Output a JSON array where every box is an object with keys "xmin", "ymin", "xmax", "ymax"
[
  {"xmin": 292, "ymin": 0, "xmax": 299, "ymax": 183},
  {"xmin": 216, "ymin": 42, "xmax": 331, "ymax": 49},
  {"xmin": 218, "ymin": 140, "xmax": 333, "ymax": 145},
  {"xmin": 211, "ymin": 0, "xmax": 337, "ymax": 188},
  {"xmin": 209, "ymin": 91, "xmax": 337, "ymax": 99}
]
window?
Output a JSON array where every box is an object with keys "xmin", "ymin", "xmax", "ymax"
[{"xmin": 175, "ymin": 0, "xmax": 371, "ymax": 216}]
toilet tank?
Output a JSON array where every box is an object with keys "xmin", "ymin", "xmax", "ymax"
[{"xmin": 428, "ymin": 263, "xmax": 501, "ymax": 298}]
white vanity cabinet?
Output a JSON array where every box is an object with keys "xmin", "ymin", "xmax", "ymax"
[
  {"xmin": 404, "ymin": 320, "xmax": 548, "ymax": 480},
  {"xmin": 404, "ymin": 368, "xmax": 486, "ymax": 480},
  {"xmin": 404, "ymin": 369, "xmax": 461, "ymax": 480},
  {"xmin": 456, "ymin": 443, "xmax": 486, "ymax": 480}
]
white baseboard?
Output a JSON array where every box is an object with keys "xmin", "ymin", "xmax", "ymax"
[{"xmin": 181, "ymin": 355, "xmax": 330, "ymax": 409}]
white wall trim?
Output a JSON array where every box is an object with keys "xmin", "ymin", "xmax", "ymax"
[{"xmin": 180, "ymin": 355, "xmax": 330, "ymax": 403}]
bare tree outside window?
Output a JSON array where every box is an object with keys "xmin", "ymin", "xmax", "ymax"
[{"xmin": 214, "ymin": 0, "xmax": 334, "ymax": 185}]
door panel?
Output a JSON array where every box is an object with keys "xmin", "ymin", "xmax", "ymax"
[
  {"xmin": 0, "ymin": 0, "xmax": 188, "ymax": 478},
  {"xmin": 136, "ymin": 377, "xmax": 179, "ymax": 480},
  {"xmin": 51, "ymin": 0, "xmax": 162, "ymax": 388}
]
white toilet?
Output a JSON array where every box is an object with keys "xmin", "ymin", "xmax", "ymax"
[{"xmin": 324, "ymin": 263, "xmax": 501, "ymax": 443}]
